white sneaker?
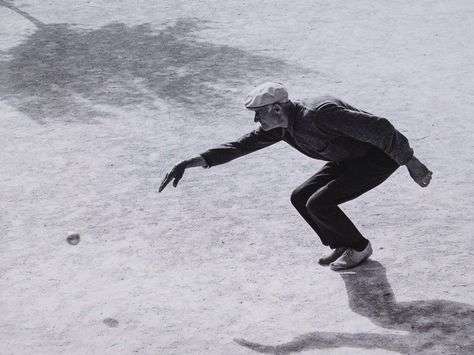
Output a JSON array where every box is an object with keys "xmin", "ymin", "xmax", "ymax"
[{"xmin": 330, "ymin": 242, "xmax": 373, "ymax": 270}]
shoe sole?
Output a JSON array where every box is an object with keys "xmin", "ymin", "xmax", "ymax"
[{"xmin": 318, "ymin": 249, "xmax": 347, "ymax": 265}]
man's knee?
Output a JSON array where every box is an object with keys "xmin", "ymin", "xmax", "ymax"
[
  {"xmin": 306, "ymin": 193, "xmax": 330, "ymax": 213},
  {"xmin": 290, "ymin": 187, "xmax": 306, "ymax": 209}
]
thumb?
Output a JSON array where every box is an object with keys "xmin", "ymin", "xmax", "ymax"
[{"xmin": 173, "ymin": 176, "xmax": 181, "ymax": 187}]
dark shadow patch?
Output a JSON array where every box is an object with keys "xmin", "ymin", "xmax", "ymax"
[
  {"xmin": 0, "ymin": 1, "xmax": 311, "ymax": 123},
  {"xmin": 103, "ymin": 317, "xmax": 119, "ymax": 328},
  {"xmin": 235, "ymin": 260, "xmax": 474, "ymax": 354}
]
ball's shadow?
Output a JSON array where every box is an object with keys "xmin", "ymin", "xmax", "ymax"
[
  {"xmin": 0, "ymin": 1, "xmax": 311, "ymax": 123},
  {"xmin": 235, "ymin": 260, "xmax": 474, "ymax": 354}
]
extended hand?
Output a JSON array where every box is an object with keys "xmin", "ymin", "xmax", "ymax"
[
  {"xmin": 406, "ymin": 156, "xmax": 432, "ymax": 187},
  {"xmin": 159, "ymin": 161, "xmax": 187, "ymax": 192}
]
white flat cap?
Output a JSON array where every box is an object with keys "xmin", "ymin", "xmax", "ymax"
[{"xmin": 244, "ymin": 82, "xmax": 289, "ymax": 108}]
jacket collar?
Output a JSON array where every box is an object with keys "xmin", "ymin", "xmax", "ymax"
[{"xmin": 286, "ymin": 100, "xmax": 305, "ymax": 135}]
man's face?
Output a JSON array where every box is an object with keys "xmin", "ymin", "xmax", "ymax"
[{"xmin": 251, "ymin": 104, "xmax": 288, "ymax": 131}]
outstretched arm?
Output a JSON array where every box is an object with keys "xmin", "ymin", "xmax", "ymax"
[
  {"xmin": 199, "ymin": 126, "xmax": 283, "ymax": 168},
  {"xmin": 159, "ymin": 126, "xmax": 283, "ymax": 192}
]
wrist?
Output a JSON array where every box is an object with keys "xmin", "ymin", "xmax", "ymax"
[
  {"xmin": 406, "ymin": 155, "xmax": 417, "ymax": 167},
  {"xmin": 181, "ymin": 156, "xmax": 206, "ymax": 168}
]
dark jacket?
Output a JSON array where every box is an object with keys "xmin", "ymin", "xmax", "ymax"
[{"xmin": 200, "ymin": 95, "xmax": 414, "ymax": 168}]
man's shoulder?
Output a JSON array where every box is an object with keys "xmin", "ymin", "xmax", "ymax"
[{"xmin": 296, "ymin": 95, "xmax": 346, "ymax": 113}]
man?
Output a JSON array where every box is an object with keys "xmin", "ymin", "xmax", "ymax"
[{"xmin": 159, "ymin": 82, "xmax": 432, "ymax": 270}]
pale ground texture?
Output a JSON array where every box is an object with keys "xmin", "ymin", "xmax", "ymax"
[{"xmin": 1, "ymin": 0, "xmax": 473, "ymax": 354}]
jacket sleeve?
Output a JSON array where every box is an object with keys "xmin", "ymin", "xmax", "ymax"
[
  {"xmin": 199, "ymin": 126, "xmax": 283, "ymax": 168},
  {"xmin": 318, "ymin": 105, "xmax": 414, "ymax": 165}
]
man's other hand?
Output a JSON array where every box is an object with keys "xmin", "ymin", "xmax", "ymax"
[
  {"xmin": 159, "ymin": 161, "xmax": 187, "ymax": 192},
  {"xmin": 406, "ymin": 156, "xmax": 432, "ymax": 187}
]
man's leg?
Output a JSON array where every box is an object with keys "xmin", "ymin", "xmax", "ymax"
[
  {"xmin": 290, "ymin": 161, "xmax": 344, "ymax": 248},
  {"xmin": 305, "ymin": 148, "xmax": 399, "ymax": 251}
]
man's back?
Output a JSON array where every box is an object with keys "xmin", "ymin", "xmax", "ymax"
[{"xmin": 299, "ymin": 95, "xmax": 366, "ymax": 113}]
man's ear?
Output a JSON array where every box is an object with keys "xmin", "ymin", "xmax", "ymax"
[{"xmin": 273, "ymin": 103, "xmax": 282, "ymax": 113}]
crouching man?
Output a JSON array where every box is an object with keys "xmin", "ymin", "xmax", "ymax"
[{"xmin": 159, "ymin": 82, "xmax": 432, "ymax": 270}]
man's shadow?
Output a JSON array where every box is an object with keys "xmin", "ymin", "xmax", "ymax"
[{"xmin": 235, "ymin": 260, "xmax": 474, "ymax": 354}]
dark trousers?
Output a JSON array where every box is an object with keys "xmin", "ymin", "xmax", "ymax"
[{"xmin": 290, "ymin": 147, "xmax": 399, "ymax": 250}]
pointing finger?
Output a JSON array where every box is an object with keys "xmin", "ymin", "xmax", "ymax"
[{"xmin": 159, "ymin": 173, "xmax": 172, "ymax": 192}]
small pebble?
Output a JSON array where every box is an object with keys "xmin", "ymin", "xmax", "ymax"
[{"xmin": 66, "ymin": 233, "xmax": 80, "ymax": 245}]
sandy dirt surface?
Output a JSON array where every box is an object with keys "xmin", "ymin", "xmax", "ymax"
[{"xmin": 1, "ymin": 0, "xmax": 473, "ymax": 354}]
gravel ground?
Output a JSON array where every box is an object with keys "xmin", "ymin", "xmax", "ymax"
[{"xmin": 1, "ymin": 1, "xmax": 473, "ymax": 354}]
